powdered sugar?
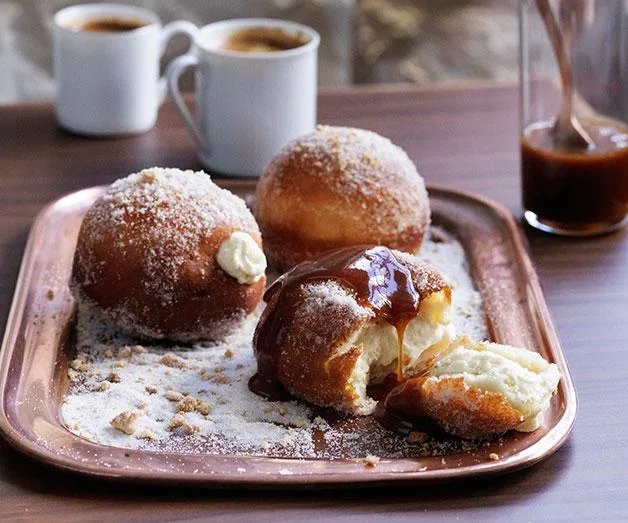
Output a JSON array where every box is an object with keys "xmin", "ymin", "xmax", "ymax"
[{"xmin": 62, "ymin": 228, "xmax": 488, "ymax": 458}]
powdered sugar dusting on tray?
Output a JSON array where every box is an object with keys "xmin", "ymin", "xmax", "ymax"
[{"xmin": 61, "ymin": 228, "xmax": 488, "ymax": 457}]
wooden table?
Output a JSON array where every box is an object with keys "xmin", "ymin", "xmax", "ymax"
[{"xmin": 1, "ymin": 84, "xmax": 626, "ymax": 521}]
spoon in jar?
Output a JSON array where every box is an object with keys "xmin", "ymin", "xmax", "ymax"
[{"xmin": 535, "ymin": 0, "xmax": 594, "ymax": 149}]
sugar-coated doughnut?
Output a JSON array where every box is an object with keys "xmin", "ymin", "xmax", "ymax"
[
  {"xmin": 255, "ymin": 125, "xmax": 430, "ymax": 270},
  {"xmin": 71, "ymin": 167, "xmax": 266, "ymax": 342}
]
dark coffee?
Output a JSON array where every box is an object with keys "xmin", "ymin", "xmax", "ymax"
[
  {"xmin": 79, "ymin": 18, "xmax": 147, "ymax": 33},
  {"xmin": 222, "ymin": 27, "xmax": 309, "ymax": 53}
]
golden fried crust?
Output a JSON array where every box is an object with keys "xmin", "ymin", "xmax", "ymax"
[
  {"xmin": 72, "ymin": 169, "xmax": 265, "ymax": 341},
  {"xmin": 255, "ymin": 126, "xmax": 430, "ymax": 270},
  {"xmin": 420, "ymin": 377, "xmax": 526, "ymax": 438},
  {"xmin": 267, "ymin": 284, "xmax": 371, "ymax": 412},
  {"xmin": 386, "ymin": 376, "xmax": 526, "ymax": 439}
]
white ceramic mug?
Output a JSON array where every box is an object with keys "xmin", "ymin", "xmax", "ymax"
[
  {"xmin": 53, "ymin": 3, "xmax": 197, "ymax": 136},
  {"xmin": 166, "ymin": 18, "xmax": 319, "ymax": 177}
]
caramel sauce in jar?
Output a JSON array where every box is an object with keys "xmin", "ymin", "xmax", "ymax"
[
  {"xmin": 249, "ymin": 246, "xmax": 422, "ymax": 401},
  {"xmin": 521, "ymin": 119, "xmax": 628, "ymax": 235}
]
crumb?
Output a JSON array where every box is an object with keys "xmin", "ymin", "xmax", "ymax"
[
  {"xmin": 110, "ymin": 411, "xmax": 139, "ymax": 435},
  {"xmin": 46, "ymin": 288, "xmax": 55, "ymax": 300},
  {"xmin": 136, "ymin": 430, "xmax": 156, "ymax": 441},
  {"xmin": 106, "ymin": 372, "xmax": 120, "ymax": 383},
  {"xmin": 224, "ymin": 348, "xmax": 234, "ymax": 359},
  {"xmin": 145, "ymin": 385, "xmax": 157, "ymax": 395},
  {"xmin": 70, "ymin": 358, "xmax": 90, "ymax": 372},
  {"xmin": 67, "ymin": 369, "xmax": 78, "ymax": 381},
  {"xmin": 176, "ymin": 396, "xmax": 197, "ymax": 413},
  {"xmin": 160, "ymin": 352, "xmax": 187, "ymax": 369},
  {"xmin": 164, "ymin": 391, "xmax": 183, "ymax": 402},
  {"xmin": 136, "ymin": 401, "xmax": 147, "ymax": 410},
  {"xmin": 407, "ymin": 431, "xmax": 428, "ymax": 444},
  {"xmin": 118, "ymin": 347, "xmax": 132, "ymax": 358},
  {"xmin": 364, "ymin": 455, "xmax": 381, "ymax": 468},
  {"xmin": 98, "ymin": 381, "xmax": 111, "ymax": 391},
  {"xmin": 103, "ymin": 349, "xmax": 114, "ymax": 359},
  {"xmin": 112, "ymin": 359, "xmax": 126, "ymax": 368},
  {"xmin": 489, "ymin": 453, "xmax": 500, "ymax": 461},
  {"xmin": 167, "ymin": 413, "xmax": 194, "ymax": 435},
  {"xmin": 132, "ymin": 345, "xmax": 146, "ymax": 354},
  {"xmin": 263, "ymin": 405, "xmax": 288, "ymax": 415},
  {"xmin": 213, "ymin": 374, "xmax": 231, "ymax": 384},
  {"xmin": 195, "ymin": 399, "xmax": 213, "ymax": 416}
]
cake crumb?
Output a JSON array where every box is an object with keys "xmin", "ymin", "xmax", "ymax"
[
  {"xmin": 136, "ymin": 430, "xmax": 156, "ymax": 441},
  {"xmin": 70, "ymin": 358, "xmax": 90, "ymax": 372},
  {"xmin": 176, "ymin": 396, "xmax": 197, "ymax": 413},
  {"xmin": 160, "ymin": 352, "xmax": 187, "ymax": 369},
  {"xmin": 110, "ymin": 411, "xmax": 139, "ymax": 435},
  {"xmin": 364, "ymin": 455, "xmax": 381, "ymax": 468},
  {"xmin": 106, "ymin": 372, "xmax": 120, "ymax": 383},
  {"xmin": 46, "ymin": 288, "xmax": 55, "ymax": 300},
  {"xmin": 98, "ymin": 380, "xmax": 111, "ymax": 391},
  {"xmin": 224, "ymin": 348, "xmax": 234, "ymax": 359},
  {"xmin": 145, "ymin": 385, "xmax": 157, "ymax": 395},
  {"xmin": 489, "ymin": 453, "xmax": 500, "ymax": 461},
  {"xmin": 103, "ymin": 349, "xmax": 114, "ymax": 359},
  {"xmin": 407, "ymin": 431, "xmax": 428, "ymax": 444},
  {"xmin": 164, "ymin": 391, "xmax": 183, "ymax": 402},
  {"xmin": 167, "ymin": 413, "xmax": 194, "ymax": 435},
  {"xmin": 118, "ymin": 346, "xmax": 132, "ymax": 358}
]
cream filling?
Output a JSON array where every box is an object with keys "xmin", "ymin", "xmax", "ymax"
[
  {"xmin": 339, "ymin": 290, "xmax": 455, "ymax": 414},
  {"xmin": 429, "ymin": 341, "xmax": 561, "ymax": 431},
  {"xmin": 216, "ymin": 231, "xmax": 267, "ymax": 285}
]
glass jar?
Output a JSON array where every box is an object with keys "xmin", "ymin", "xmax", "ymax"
[{"xmin": 519, "ymin": 0, "xmax": 628, "ymax": 235}]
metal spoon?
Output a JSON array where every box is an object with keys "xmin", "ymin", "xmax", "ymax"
[{"xmin": 535, "ymin": 0, "xmax": 594, "ymax": 149}]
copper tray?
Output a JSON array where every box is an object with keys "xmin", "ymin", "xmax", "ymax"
[{"xmin": 0, "ymin": 181, "xmax": 577, "ymax": 487}]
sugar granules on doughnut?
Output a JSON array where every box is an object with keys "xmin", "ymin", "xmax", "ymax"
[{"xmin": 62, "ymin": 228, "xmax": 488, "ymax": 458}]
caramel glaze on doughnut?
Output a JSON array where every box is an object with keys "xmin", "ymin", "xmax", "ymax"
[
  {"xmin": 254, "ymin": 126, "xmax": 431, "ymax": 270},
  {"xmin": 250, "ymin": 246, "xmax": 451, "ymax": 415}
]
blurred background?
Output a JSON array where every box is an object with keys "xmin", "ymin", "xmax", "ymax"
[{"xmin": 0, "ymin": 0, "xmax": 518, "ymax": 104}]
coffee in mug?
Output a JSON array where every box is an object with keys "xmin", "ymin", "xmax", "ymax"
[
  {"xmin": 77, "ymin": 17, "xmax": 148, "ymax": 33},
  {"xmin": 166, "ymin": 18, "xmax": 319, "ymax": 177},
  {"xmin": 221, "ymin": 27, "xmax": 310, "ymax": 53},
  {"xmin": 53, "ymin": 3, "xmax": 197, "ymax": 136}
]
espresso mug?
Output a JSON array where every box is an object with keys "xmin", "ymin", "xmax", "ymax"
[
  {"xmin": 53, "ymin": 3, "xmax": 197, "ymax": 136},
  {"xmin": 166, "ymin": 18, "xmax": 319, "ymax": 177}
]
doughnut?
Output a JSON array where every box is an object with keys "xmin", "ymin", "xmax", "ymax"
[
  {"xmin": 71, "ymin": 167, "xmax": 267, "ymax": 342},
  {"xmin": 384, "ymin": 338, "xmax": 561, "ymax": 438},
  {"xmin": 250, "ymin": 246, "xmax": 455, "ymax": 415},
  {"xmin": 254, "ymin": 125, "xmax": 431, "ymax": 270}
]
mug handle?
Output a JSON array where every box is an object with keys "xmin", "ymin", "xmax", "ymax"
[
  {"xmin": 158, "ymin": 21, "xmax": 198, "ymax": 105},
  {"xmin": 166, "ymin": 53, "xmax": 207, "ymax": 150}
]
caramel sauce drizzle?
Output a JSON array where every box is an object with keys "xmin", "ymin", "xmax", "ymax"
[{"xmin": 249, "ymin": 246, "xmax": 422, "ymax": 400}]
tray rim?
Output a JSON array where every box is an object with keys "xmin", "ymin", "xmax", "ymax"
[{"xmin": 0, "ymin": 183, "xmax": 577, "ymax": 487}]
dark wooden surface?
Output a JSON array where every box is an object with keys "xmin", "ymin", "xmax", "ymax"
[{"xmin": 1, "ymin": 83, "xmax": 627, "ymax": 521}]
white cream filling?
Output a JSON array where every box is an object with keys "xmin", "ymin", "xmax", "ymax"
[
  {"xmin": 429, "ymin": 342, "xmax": 561, "ymax": 431},
  {"xmin": 338, "ymin": 290, "xmax": 455, "ymax": 414},
  {"xmin": 216, "ymin": 231, "xmax": 267, "ymax": 285}
]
